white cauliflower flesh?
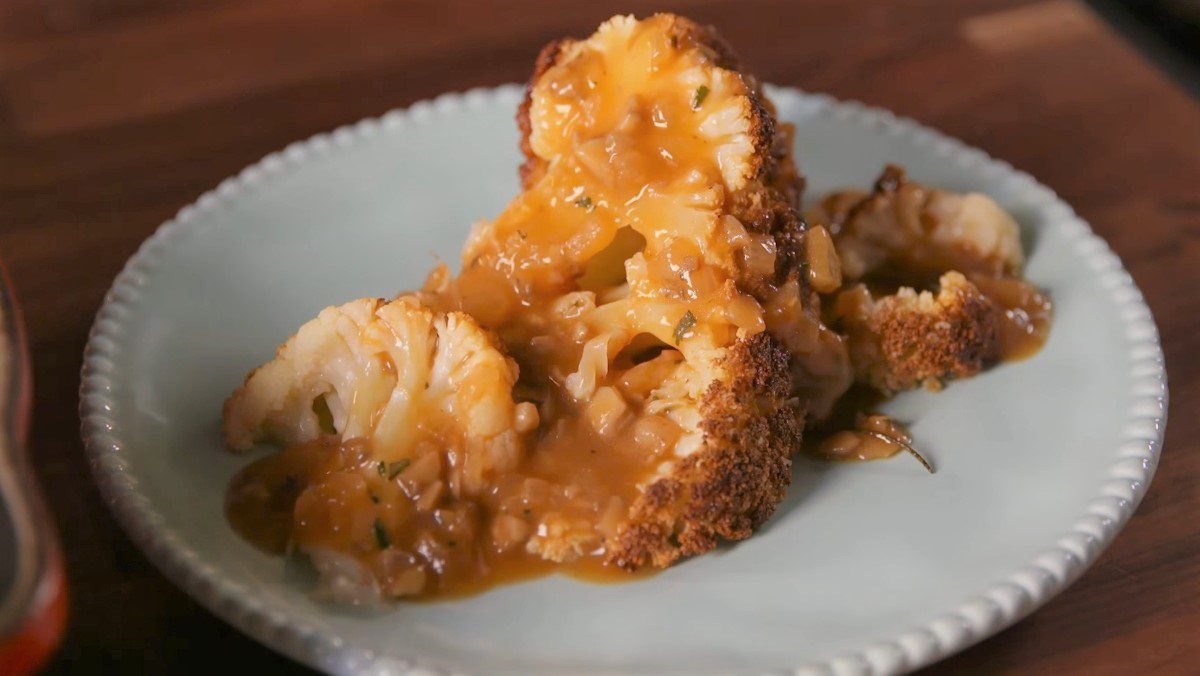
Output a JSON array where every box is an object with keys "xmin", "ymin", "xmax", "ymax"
[{"xmin": 223, "ymin": 296, "xmax": 519, "ymax": 463}]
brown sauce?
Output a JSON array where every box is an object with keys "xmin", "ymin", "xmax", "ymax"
[
  {"xmin": 804, "ymin": 385, "xmax": 933, "ymax": 471},
  {"xmin": 815, "ymin": 417, "xmax": 914, "ymax": 463},
  {"xmin": 227, "ymin": 402, "xmax": 666, "ymax": 599},
  {"xmin": 968, "ymin": 273, "xmax": 1053, "ymax": 361}
]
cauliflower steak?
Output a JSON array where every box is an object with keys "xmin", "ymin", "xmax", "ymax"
[{"xmin": 223, "ymin": 13, "xmax": 853, "ymax": 600}]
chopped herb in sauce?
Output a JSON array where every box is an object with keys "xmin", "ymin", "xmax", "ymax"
[
  {"xmin": 376, "ymin": 461, "xmax": 386, "ymax": 477},
  {"xmin": 673, "ymin": 310, "xmax": 697, "ymax": 344},
  {"xmin": 369, "ymin": 493, "xmax": 380, "ymax": 504},
  {"xmin": 387, "ymin": 459, "xmax": 411, "ymax": 479},
  {"xmin": 574, "ymin": 195, "xmax": 594, "ymax": 210},
  {"xmin": 691, "ymin": 85, "xmax": 710, "ymax": 110},
  {"xmin": 374, "ymin": 519, "xmax": 391, "ymax": 549}
]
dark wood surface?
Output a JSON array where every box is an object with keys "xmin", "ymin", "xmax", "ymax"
[{"xmin": 2, "ymin": 0, "xmax": 1197, "ymax": 673}]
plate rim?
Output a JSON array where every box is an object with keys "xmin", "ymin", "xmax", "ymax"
[{"xmin": 78, "ymin": 84, "xmax": 1168, "ymax": 675}]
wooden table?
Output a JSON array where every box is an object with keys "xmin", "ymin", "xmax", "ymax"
[{"xmin": 2, "ymin": 0, "xmax": 1197, "ymax": 672}]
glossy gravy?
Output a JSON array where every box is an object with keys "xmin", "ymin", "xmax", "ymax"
[
  {"xmin": 969, "ymin": 273, "xmax": 1053, "ymax": 361},
  {"xmin": 804, "ymin": 385, "xmax": 931, "ymax": 470},
  {"xmin": 227, "ymin": 392, "xmax": 666, "ymax": 598}
]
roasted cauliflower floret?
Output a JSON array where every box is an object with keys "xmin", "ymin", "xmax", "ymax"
[
  {"xmin": 224, "ymin": 295, "xmax": 538, "ymax": 600},
  {"xmin": 807, "ymin": 164, "xmax": 1024, "ymax": 283},
  {"xmin": 805, "ymin": 164, "xmax": 1048, "ymax": 395},
  {"xmin": 223, "ymin": 296, "xmax": 524, "ymax": 487},
  {"xmin": 829, "ymin": 271, "xmax": 1000, "ymax": 393}
]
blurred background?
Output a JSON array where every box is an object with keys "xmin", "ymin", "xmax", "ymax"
[
  {"xmin": 1089, "ymin": 0, "xmax": 1200, "ymax": 96},
  {"xmin": 1, "ymin": 0, "xmax": 1198, "ymax": 674}
]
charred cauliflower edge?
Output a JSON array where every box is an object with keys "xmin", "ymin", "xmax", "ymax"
[
  {"xmin": 836, "ymin": 272, "xmax": 1001, "ymax": 394},
  {"xmin": 609, "ymin": 333, "xmax": 801, "ymax": 567}
]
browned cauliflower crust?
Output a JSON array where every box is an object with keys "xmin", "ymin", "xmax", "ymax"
[
  {"xmin": 830, "ymin": 272, "xmax": 1000, "ymax": 393},
  {"xmin": 609, "ymin": 333, "xmax": 800, "ymax": 567}
]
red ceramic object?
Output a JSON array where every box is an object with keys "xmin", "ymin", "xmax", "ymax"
[{"xmin": 0, "ymin": 261, "xmax": 67, "ymax": 673}]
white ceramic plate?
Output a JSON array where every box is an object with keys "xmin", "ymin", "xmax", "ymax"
[{"xmin": 80, "ymin": 85, "xmax": 1167, "ymax": 675}]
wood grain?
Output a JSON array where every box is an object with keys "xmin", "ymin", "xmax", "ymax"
[{"xmin": 0, "ymin": 0, "xmax": 1196, "ymax": 672}]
